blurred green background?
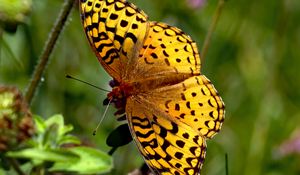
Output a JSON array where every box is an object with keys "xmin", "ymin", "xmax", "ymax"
[{"xmin": 1, "ymin": 0, "xmax": 300, "ymax": 174}]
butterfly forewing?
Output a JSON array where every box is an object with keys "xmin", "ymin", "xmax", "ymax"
[
  {"xmin": 80, "ymin": 0, "xmax": 149, "ymax": 80},
  {"xmin": 127, "ymin": 22, "xmax": 201, "ymax": 82}
]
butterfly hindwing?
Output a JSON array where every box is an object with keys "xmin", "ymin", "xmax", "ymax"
[
  {"xmin": 126, "ymin": 98, "xmax": 206, "ymax": 175},
  {"xmin": 125, "ymin": 75, "xmax": 224, "ymax": 174},
  {"xmin": 146, "ymin": 75, "xmax": 225, "ymax": 139}
]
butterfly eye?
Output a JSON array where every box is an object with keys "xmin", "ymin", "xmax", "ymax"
[{"xmin": 109, "ymin": 79, "xmax": 119, "ymax": 87}]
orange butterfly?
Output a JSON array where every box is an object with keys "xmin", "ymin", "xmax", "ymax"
[{"xmin": 79, "ymin": 0, "xmax": 225, "ymax": 174}]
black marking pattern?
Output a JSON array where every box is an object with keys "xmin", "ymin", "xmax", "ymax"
[
  {"xmin": 138, "ymin": 22, "xmax": 201, "ymax": 76},
  {"xmin": 130, "ymin": 111, "xmax": 206, "ymax": 175},
  {"xmin": 80, "ymin": 0, "xmax": 148, "ymax": 79},
  {"xmin": 157, "ymin": 75, "xmax": 225, "ymax": 139}
]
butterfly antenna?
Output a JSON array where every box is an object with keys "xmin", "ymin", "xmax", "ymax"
[
  {"xmin": 66, "ymin": 74, "xmax": 110, "ymax": 92},
  {"xmin": 93, "ymin": 98, "xmax": 113, "ymax": 136}
]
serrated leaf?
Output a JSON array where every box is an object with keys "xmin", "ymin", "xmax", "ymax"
[{"xmin": 50, "ymin": 147, "xmax": 112, "ymax": 174}]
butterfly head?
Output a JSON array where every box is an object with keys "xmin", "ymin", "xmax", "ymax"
[{"xmin": 107, "ymin": 79, "xmax": 134, "ymax": 109}]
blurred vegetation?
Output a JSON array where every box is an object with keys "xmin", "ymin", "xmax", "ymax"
[{"xmin": 1, "ymin": 0, "xmax": 300, "ymax": 174}]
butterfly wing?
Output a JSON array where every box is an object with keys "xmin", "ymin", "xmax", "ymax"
[
  {"xmin": 149, "ymin": 75, "xmax": 225, "ymax": 139},
  {"xmin": 126, "ymin": 98, "xmax": 206, "ymax": 175},
  {"xmin": 126, "ymin": 22, "xmax": 201, "ymax": 82},
  {"xmin": 126, "ymin": 75, "xmax": 224, "ymax": 174},
  {"xmin": 79, "ymin": 0, "xmax": 149, "ymax": 80},
  {"xmin": 80, "ymin": 0, "xmax": 202, "ymax": 83}
]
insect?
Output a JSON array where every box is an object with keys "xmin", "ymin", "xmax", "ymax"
[{"xmin": 79, "ymin": 0, "xmax": 225, "ymax": 174}]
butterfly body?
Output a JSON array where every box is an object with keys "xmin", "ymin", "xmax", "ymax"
[
  {"xmin": 108, "ymin": 81, "xmax": 133, "ymax": 100},
  {"xmin": 80, "ymin": 0, "xmax": 225, "ymax": 174}
]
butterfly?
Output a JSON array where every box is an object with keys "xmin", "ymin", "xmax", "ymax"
[{"xmin": 79, "ymin": 0, "xmax": 225, "ymax": 174}]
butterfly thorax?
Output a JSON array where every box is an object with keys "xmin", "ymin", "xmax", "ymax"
[
  {"xmin": 108, "ymin": 73, "xmax": 196, "ymax": 100},
  {"xmin": 108, "ymin": 82, "xmax": 133, "ymax": 99},
  {"xmin": 107, "ymin": 79, "xmax": 135, "ymax": 112}
]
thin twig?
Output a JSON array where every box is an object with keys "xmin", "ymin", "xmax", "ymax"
[
  {"xmin": 25, "ymin": 0, "xmax": 76, "ymax": 105},
  {"xmin": 0, "ymin": 28, "xmax": 2, "ymax": 65},
  {"xmin": 201, "ymin": 0, "xmax": 226, "ymax": 63}
]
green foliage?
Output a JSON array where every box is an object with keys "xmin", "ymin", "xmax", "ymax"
[
  {"xmin": 0, "ymin": 0, "xmax": 32, "ymax": 33},
  {"xmin": 4, "ymin": 114, "xmax": 112, "ymax": 174},
  {"xmin": 32, "ymin": 114, "xmax": 79, "ymax": 148},
  {"xmin": 1, "ymin": 0, "xmax": 300, "ymax": 174},
  {"xmin": 50, "ymin": 147, "xmax": 112, "ymax": 174}
]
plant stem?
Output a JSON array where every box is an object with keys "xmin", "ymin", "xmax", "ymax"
[
  {"xmin": 8, "ymin": 158, "xmax": 26, "ymax": 175},
  {"xmin": 201, "ymin": 0, "xmax": 226, "ymax": 63},
  {"xmin": 25, "ymin": 0, "xmax": 76, "ymax": 105},
  {"xmin": 34, "ymin": 165, "xmax": 45, "ymax": 175},
  {"xmin": 225, "ymin": 153, "xmax": 229, "ymax": 175}
]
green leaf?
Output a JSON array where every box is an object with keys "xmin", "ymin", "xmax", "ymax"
[
  {"xmin": 61, "ymin": 124, "xmax": 74, "ymax": 135},
  {"xmin": 50, "ymin": 147, "xmax": 112, "ymax": 174},
  {"xmin": 33, "ymin": 115, "xmax": 46, "ymax": 134},
  {"xmin": 5, "ymin": 114, "xmax": 111, "ymax": 174},
  {"xmin": 0, "ymin": 168, "xmax": 5, "ymax": 175},
  {"xmin": 57, "ymin": 135, "xmax": 81, "ymax": 146},
  {"xmin": 6, "ymin": 148, "xmax": 78, "ymax": 163},
  {"xmin": 45, "ymin": 114, "xmax": 74, "ymax": 140},
  {"xmin": 45, "ymin": 114, "xmax": 64, "ymax": 134},
  {"xmin": 33, "ymin": 114, "xmax": 77, "ymax": 148}
]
